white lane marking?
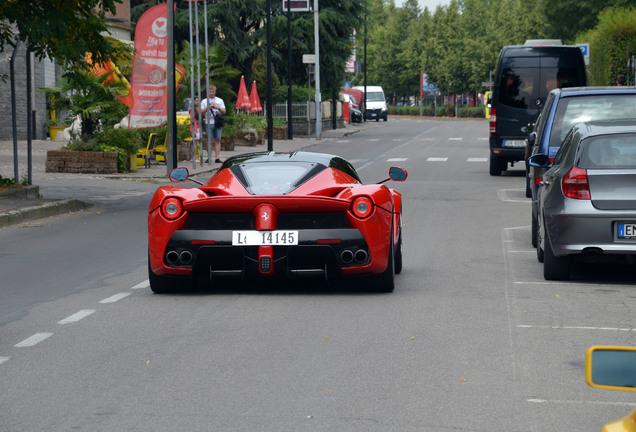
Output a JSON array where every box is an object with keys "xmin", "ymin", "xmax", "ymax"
[
  {"xmin": 427, "ymin": 157, "xmax": 448, "ymax": 162},
  {"xmin": 58, "ymin": 309, "xmax": 95, "ymax": 324},
  {"xmin": 336, "ymin": 140, "xmax": 351, "ymax": 143},
  {"xmin": 132, "ymin": 280, "xmax": 150, "ymax": 289},
  {"xmin": 467, "ymin": 157, "xmax": 488, "ymax": 162},
  {"xmin": 15, "ymin": 333, "xmax": 53, "ymax": 347},
  {"xmin": 369, "ymin": 139, "xmax": 380, "ymax": 142},
  {"xmin": 100, "ymin": 293, "xmax": 131, "ymax": 304},
  {"xmin": 0, "ymin": 356, "xmax": 9, "ymax": 365},
  {"xmin": 527, "ymin": 398, "xmax": 635, "ymax": 406},
  {"xmin": 448, "ymin": 137, "xmax": 462, "ymax": 141},
  {"xmin": 387, "ymin": 158, "xmax": 408, "ymax": 162},
  {"xmin": 519, "ymin": 325, "xmax": 636, "ymax": 332},
  {"xmin": 477, "ymin": 137, "xmax": 488, "ymax": 141},
  {"xmin": 421, "ymin": 138, "xmax": 435, "ymax": 141}
]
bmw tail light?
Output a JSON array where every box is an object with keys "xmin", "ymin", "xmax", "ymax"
[
  {"xmin": 562, "ymin": 166, "xmax": 590, "ymax": 200},
  {"xmin": 161, "ymin": 197, "xmax": 184, "ymax": 220},
  {"xmin": 489, "ymin": 108, "xmax": 496, "ymax": 136},
  {"xmin": 352, "ymin": 196, "xmax": 373, "ymax": 218}
]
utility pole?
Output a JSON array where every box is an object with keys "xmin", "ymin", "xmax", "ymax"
[{"xmin": 314, "ymin": 0, "xmax": 321, "ymax": 139}]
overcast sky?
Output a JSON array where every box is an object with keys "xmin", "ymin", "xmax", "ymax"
[{"xmin": 393, "ymin": 0, "xmax": 450, "ymax": 11}]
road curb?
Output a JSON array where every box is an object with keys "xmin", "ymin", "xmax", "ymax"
[{"xmin": 0, "ymin": 199, "xmax": 89, "ymax": 228}]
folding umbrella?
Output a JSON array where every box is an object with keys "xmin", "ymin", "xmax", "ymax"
[
  {"xmin": 236, "ymin": 75, "xmax": 251, "ymax": 110},
  {"xmin": 249, "ymin": 81, "xmax": 262, "ymax": 113}
]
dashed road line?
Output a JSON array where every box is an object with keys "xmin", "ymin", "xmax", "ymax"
[
  {"xmin": 527, "ymin": 398, "xmax": 635, "ymax": 406},
  {"xmin": 448, "ymin": 137, "xmax": 462, "ymax": 141},
  {"xmin": 387, "ymin": 158, "xmax": 408, "ymax": 162},
  {"xmin": 467, "ymin": 157, "xmax": 488, "ymax": 162},
  {"xmin": 519, "ymin": 325, "xmax": 636, "ymax": 332},
  {"xmin": 427, "ymin": 157, "xmax": 448, "ymax": 162},
  {"xmin": 58, "ymin": 309, "xmax": 95, "ymax": 324},
  {"xmin": 0, "ymin": 356, "xmax": 9, "ymax": 365},
  {"xmin": 15, "ymin": 333, "xmax": 53, "ymax": 348},
  {"xmin": 132, "ymin": 280, "xmax": 150, "ymax": 289},
  {"xmin": 100, "ymin": 293, "xmax": 131, "ymax": 303}
]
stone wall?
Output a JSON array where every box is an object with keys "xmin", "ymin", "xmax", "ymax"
[{"xmin": 46, "ymin": 151, "xmax": 119, "ymax": 174}]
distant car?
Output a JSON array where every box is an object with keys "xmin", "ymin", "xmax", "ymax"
[
  {"xmin": 525, "ymin": 87, "xmax": 636, "ymax": 248},
  {"xmin": 586, "ymin": 346, "xmax": 636, "ymax": 431},
  {"xmin": 529, "ymin": 119, "xmax": 636, "ymax": 280},
  {"xmin": 147, "ymin": 151, "xmax": 407, "ymax": 293}
]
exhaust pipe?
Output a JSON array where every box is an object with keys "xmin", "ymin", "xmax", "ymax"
[
  {"xmin": 355, "ymin": 249, "xmax": 368, "ymax": 263},
  {"xmin": 179, "ymin": 250, "xmax": 193, "ymax": 265},
  {"xmin": 165, "ymin": 250, "xmax": 180, "ymax": 266},
  {"xmin": 341, "ymin": 249, "xmax": 354, "ymax": 264}
]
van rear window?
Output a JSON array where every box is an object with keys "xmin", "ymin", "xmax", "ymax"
[{"xmin": 498, "ymin": 65, "xmax": 580, "ymax": 109}]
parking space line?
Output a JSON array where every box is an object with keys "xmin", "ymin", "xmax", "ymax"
[
  {"xmin": 132, "ymin": 280, "xmax": 149, "ymax": 289},
  {"xmin": 519, "ymin": 324, "xmax": 636, "ymax": 332},
  {"xmin": 58, "ymin": 309, "xmax": 95, "ymax": 324},
  {"xmin": 15, "ymin": 333, "xmax": 53, "ymax": 347},
  {"xmin": 100, "ymin": 293, "xmax": 131, "ymax": 303},
  {"xmin": 527, "ymin": 398, "xmax": 635, "ymax": 406}
]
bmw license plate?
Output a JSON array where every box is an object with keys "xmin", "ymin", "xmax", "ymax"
[
  {"xmin": 232, "ymin": 230, "xmax": 298, "ymax": 246},
  {"xmin": 503, "ymin": 140, "xmax": 526, "ymax": 148},
  {"xmin": 618, "ymin": 223, "xmax": 636, "ymax": 239}
]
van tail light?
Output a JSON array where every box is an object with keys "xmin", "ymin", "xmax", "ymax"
[
  {"xmin": 562, "ymin": 166, "xmax": 590, "ymax": 200},
  {"xmin": 489, "ymin": 108, "xmax": 496, "ymax": 136}
]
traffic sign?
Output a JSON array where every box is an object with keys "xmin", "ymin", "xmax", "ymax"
[
  {"xmin": 283, "ymin": 1, "xmax": 310, "ymax": 12},
  {"xmin": 577, "ymin": 43, "xmax": 590, "ymax": 66}
]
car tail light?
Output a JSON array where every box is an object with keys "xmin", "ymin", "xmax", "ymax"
[
  {"xmin": 161, "ymin": 197, "xmax": 184, "ymax": 220},
  {"xmin": 562, "ymin": 166, "xmax": 590, "ymax": 200},
  {"xmin": 489, "ymin": 107, "xmax": 496, "ymax": 136},
  {"xmin": 352, "ymin": 196, "xmax": 373, "ymax": 218}
]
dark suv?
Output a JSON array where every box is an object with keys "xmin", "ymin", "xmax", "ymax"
[
  {"xmin": 489, "ymin": 41, "xmax": 587, "ymax": 176},
  {"xmin": 526, "ymin": 86, "xmax": 636, "ymax": 247}
]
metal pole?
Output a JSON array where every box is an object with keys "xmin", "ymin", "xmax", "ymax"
[
  {"xmin": 203, "ymin": 0, "xmax": 211, "ymax": 163},
  {"xmin": 26, "ymin": 49, "xmax": 32, "ymax": 185},
  {"xmin": 363, "ymin": 4, "xmax": 367, "ymax": 122},
  {"xmin": 188, "ymin": 0, "xmax": 196, "ymax": 169},
  {"xmin": 10, "ymin": 40, "xmax": 19, "ymax": 182},
  {"xmin": 167, "ymin": 0, "xmax": 177, "ymax": 173},
  {"xmin": 266, "ymin": 0, "xmax": 273, "ymax": 151},
  {"xmin": 287, "ymin": 8, "xmax": 293, "ymax": 140},
  {"xmin": 313, "ymin": 0, "xmax": 321, "ymax": 139}
]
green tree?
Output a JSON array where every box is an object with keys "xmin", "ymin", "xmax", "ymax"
[{"xmin": 0, "ymin": 0, "xmax": 127, "ymax": 72}]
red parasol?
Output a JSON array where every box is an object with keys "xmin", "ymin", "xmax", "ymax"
[
  {"xmin": 236, "ymin": 75, "xmax": 251, "ymax": 110},
  {"xmin": 249, "ymin": 81, "xmax": 262, "ymax": 113}
]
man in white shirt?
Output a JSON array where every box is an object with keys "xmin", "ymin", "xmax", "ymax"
[{"xmin": 200, "ymin": 85, "xmax": 226, "ymax": 163}]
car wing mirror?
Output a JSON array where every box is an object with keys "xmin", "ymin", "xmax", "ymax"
[
  {"xmin": 379, "ymin": 167, "xmax": 408, "ymax": 184},
  {"xmin": 169, "ymin": 167, "xmax": 203, "ymax": 185},
  {"xmin": 528, "ymin": 154, "xmax": 550, "ymax": 168},
  {"xmin": 586, "ymin": 346, "xmax": 636, "ymax": 392}
]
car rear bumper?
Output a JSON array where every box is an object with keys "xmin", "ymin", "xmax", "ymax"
[{"xmin": 490, "ymin": 137, "xmax": 526, "ymax": 161}]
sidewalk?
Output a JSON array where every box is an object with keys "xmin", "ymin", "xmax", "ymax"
[{"xmin": 0, "ymin": 122, "xmax": 371, "ymax": 227}]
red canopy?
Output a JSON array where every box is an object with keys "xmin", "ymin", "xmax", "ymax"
[
  {"xmin": 249, "ymin": 81, "xmax": 262, "ymax": 113},
  {"xmin": 236, "ymin": 75, "xmax": 251, "ymax": 111}
]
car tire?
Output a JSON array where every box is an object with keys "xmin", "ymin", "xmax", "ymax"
[
  {"xmin": 376, "ymin": 118, "xmax": 380, "ymax": 122},
  {"xmin": 525, "ymin": 172, "xmax": 532, "ymax": 198},
  {"xmin": 489, "ymin": 156, "xmax": 504, "ymax": 176},
  {"xmin": 531, "ymin": 212, "xmax": 538, "ymax": 248},
  {"xmin": 383, "ymin": 116, "xmax": 387, "ymax": 122},
  {"xmin": 368, "ymin": 229, "xmax": 395, "ymax": 293},
  {"xmin": 543, "ymin": 235, "xmax": 570, "ymax": 281},
  {"xmin": 394, "ymin": 231, "xmax": 403, "ymax": 275},
  {"xmin": 148, "ymin": 256, "xmax": 194, "ymax": 293}
]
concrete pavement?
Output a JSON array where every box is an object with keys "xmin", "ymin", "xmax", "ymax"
[{"xmin": 0, "ymin": 122, "xmax": 372, "ymax": 227}]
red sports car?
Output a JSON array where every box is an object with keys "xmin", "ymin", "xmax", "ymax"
[{"xmin": 147, "ymin": 151, "xmax": 407, "ymax": 293}]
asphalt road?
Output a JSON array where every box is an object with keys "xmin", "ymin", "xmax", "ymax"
[{"xmin": 1, "ymin": 118, "xmax": 636, "ymax": 431}]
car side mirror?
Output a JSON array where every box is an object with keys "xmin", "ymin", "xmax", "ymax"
[
  {"xmin": 586, "ymin": 346, "xmax": 636, "ymax": 392},
  {"xmin": 389, "ymin": 167, "xmax": 407, "ymax": 182},
  {"xmin": 169, "ymin": 167, "xmax": 189, "ymax": 182},
  {"xmin": 527, "ymin": 154, "xmax": 550, "ymax": 168}
]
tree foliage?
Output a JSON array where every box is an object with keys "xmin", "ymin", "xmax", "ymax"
[{"xmin": 0, "ymin": 0, "xmax": 127, "ymax": 71}]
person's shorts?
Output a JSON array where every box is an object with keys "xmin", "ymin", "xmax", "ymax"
[{"xmin": 206, "ymin": 124, "xmax": 222, "ymax": 141}]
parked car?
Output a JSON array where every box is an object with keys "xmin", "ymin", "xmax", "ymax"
[
  {"xmin": 525, "ymin": 87, "xmax": 636, "ymax": 247},
  {"xmin": 586, "ymin": 346, "xmax": 636, "ymax": 431},
  {"xmin": 489, "ymin": 40, "xmax": 587, "ymax": 176},
  {"xmin": 529, "ymin": 119, "xmax": 636, "ymax": 280},
  {"xmin": 147, "ymin": 151, "xmax": 407, "ymax": 293}
]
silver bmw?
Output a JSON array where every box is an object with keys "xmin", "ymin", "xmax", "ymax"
[{"xmin": 529, "ymin": 119, "xmax": 636, "ymax": 280}]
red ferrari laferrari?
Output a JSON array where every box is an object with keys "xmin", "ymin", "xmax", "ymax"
[{"xmin": 147, "ymin": 151, "xmax": 407, "ymax": 293}]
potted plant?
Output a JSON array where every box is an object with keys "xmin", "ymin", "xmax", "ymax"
[{"xmin": 45, "ymin": 118, "xmax": 71, "ymax": 140}]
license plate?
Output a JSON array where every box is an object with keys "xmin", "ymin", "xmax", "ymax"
[
  {"xmin": 618, "ymin": 223, "xmax": 636, "ymax": 239},
  {"xmin": 503, "ymin": 140, "xmax": 526, "ymax": 148},
  {"xmin": 232, "ymin": 230, "xmax": 298, "ymax": 246}
]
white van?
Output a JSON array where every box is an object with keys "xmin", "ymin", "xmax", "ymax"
[{"xmin": 352, "ymin": 85, "xmax": 388, "ymax": 121}]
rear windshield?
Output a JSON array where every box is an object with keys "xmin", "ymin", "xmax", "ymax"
[
  {"xmin": 579, "ymin": 133, "xmax": 636, "ymax": 169},
  {"xmin": 550, "ymin": 96, "xmax": 636, "ymax": 156},
  {"xmin": 241, "ymin": 162, "xmax": 318, "ymax": 195},
  {"xmin": 498, "ymin": 65, "xmax": 580, "ymax": 109}
]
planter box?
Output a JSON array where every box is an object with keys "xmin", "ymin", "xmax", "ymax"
[
  {"xmin": 221, "ymin": 136, "xmax": 235, "ymax": 151},
  {"xmin": 46, "ymin": 151, "xmax": 118, "ymax": 174}
]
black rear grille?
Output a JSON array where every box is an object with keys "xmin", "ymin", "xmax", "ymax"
[
  {"xmin": 277, "ymin": 212, "xmax": 351, "ymax": 229},
  {"xmin": 186, "ymin": 213, "xmax": 253, "ymax": 230}
]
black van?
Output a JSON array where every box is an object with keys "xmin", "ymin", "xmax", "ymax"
[{"xmin": 489, "ymin": 40, "xmax": 587, "ymax": 176}]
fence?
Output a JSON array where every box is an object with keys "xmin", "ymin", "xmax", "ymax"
[{"xmin": 268, "ymin": 101, "xmax": 344, "ymax": 136}]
